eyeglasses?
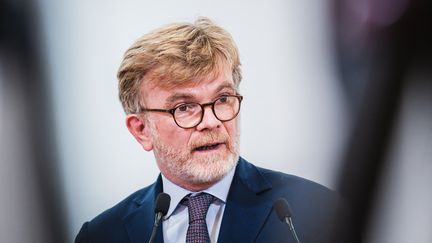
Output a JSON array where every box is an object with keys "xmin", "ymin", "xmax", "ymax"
[{"xmin": 139, "ymin": 95, "xmax": 243, "ymax": 129}]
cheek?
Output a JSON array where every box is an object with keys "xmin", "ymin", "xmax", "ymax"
[
  {"xmin": 224, "ymin": 119, "xmax": 239, "ymax": 136},
  {"xmin": 154, "ymin": 118, "xmax": 192, "ymax": 148}
]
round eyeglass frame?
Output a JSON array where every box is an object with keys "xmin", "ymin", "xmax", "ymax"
[{"xmin": 138, "ymin": 94, "xmax": 243, "ymax": 129}]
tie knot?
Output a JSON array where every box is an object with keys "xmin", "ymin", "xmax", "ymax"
[{"xmin": 185, "ymin": 193, "xmax": 214, "ymax": 223}]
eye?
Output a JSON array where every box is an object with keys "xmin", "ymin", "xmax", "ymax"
[
  {"xmin": 176, "ymin": 103, "xmax": 196, "ymax": 112},
  {"xmin": 218, "ymin": 96, "xmax": 229, "ymax": 103},
  {"xmin": 177, "ymin": 104, "xmax": 189, "ymax": 112}
]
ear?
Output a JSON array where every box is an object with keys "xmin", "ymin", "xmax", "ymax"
[{"xmin": 125, "ymin": 114, "xmax": 153, "ymax": 151}]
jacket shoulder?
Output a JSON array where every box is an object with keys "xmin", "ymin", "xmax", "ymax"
[
  {"xmin": 75, "ymin": 183, "xmax": 157, "ymax": 243},
  {"xmin": 238, "ymin": 157, "xmax": 335, "ymax": 197},
  {"xmin": 257, "ymin": 165, "xmax": 334, "ymax": 195},
  {"xmin": 238, "ymin": 158, "xmax": 347, "ymax": 242},
  {"xmin": 91, "ymin": 186, "xmax": 150, "ymax": 224}
]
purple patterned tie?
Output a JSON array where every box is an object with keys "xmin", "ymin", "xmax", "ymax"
[{"xmin": 184, "ymin": 193, "xmax": 213, "ymax": 243}]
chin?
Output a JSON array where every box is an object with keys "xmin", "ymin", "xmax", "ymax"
[
  {"xmin": 153, "ymin": 133, "xmax": 240, "ymax": 188},
  {"xmin": 184, "ymin": 153, "xmax": 239, "ymax": 184}
]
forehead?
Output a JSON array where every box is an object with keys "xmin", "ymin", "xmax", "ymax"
[
  {"xmin": 167, "ymin": 80, "xmax": 236, "ymax": 101},
  {"xmin": 141, "ymin": 63, "xmax": 237, "ymax": 104},
  {"xmin": 146, "ymin": 77, "xmax": 235, "ymax": 101}
]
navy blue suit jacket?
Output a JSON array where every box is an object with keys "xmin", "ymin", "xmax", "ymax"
[{"xmin": 75, "ymin": 157, "xmax": 345, "ymax": 242}]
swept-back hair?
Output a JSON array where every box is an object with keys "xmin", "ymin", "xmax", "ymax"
[{"xmin": 118, "ymin": 17, "xmax": 242, "ymax": 114}]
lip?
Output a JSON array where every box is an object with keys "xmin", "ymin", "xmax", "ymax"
[{"xmin": 192, "ymin": 142, "xmax": 225, "ymax": 153}]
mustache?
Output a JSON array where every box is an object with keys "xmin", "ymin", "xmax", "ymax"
[{"xmin": 189, "ymin": 132, "xmax": 230, "ymax": 149}]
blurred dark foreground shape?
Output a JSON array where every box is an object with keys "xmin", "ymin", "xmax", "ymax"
[
  {"xmin": 1, "ymin": 0, "xmax": 431, "ymax": 242},
  {"xmin": 332, "ymin": 0, "xmax": 432, "ymax": 242},
  {"xmin": 0, "ymin": 0, "xmax": 67, "ymax": 242}
]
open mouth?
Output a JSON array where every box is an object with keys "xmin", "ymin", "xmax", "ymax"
[{"xmin": 194, "ymin": 143, "xmax": 223, "ymax": 151}]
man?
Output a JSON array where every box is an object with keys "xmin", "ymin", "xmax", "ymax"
[{"xmin": 75, "ymin": 17, "xmax": 345, "ymax": 243}]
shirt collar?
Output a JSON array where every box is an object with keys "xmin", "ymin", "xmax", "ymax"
[{"xmin": 161, "ymin": 166, "xmax": 236, "ymax": 218}]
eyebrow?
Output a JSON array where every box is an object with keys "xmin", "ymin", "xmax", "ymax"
[{"xmin": 164, "ymin": 81, "xmax": 236, "ymax": 107}]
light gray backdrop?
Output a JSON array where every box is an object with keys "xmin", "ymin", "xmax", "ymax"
[{"xmin": 37, "ymin": 0, "xmax": 348, "ymax": 240}]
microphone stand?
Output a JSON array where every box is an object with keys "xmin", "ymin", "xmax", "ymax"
[
  {"xmin": 148, "ymin": 212, "xmax": 163, "ymax": 243},
  {"xmin": 284, "ymin": 216, "xmax": 300, "ymax": 243}
]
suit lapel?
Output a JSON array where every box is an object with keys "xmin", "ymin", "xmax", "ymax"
[
  {"xmin": 123, "ymin": 175, "xmax": 164, "ymax": 243},
  {"xmin": 122, "ymin": 158, "xmax": 273, "ymax": 243},
  {"xmin": 217, "ymin": 158, "xmax": 273, "ymax": 243}
]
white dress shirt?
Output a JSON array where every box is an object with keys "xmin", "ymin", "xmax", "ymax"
[{"xmin": 161, "ymin": 167, "xmax": 236, "ymax": 243}]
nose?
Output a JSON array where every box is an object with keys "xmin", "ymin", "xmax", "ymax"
[{"xmin": 195, "ymin": 105, "xmax": 221, "ymax": 131}]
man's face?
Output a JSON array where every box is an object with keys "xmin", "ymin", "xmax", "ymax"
[{"xmin": 139, "ymin": 62, "xmax": 240, "ymax": 191}]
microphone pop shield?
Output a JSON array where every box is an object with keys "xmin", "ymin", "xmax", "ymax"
[
  {"xmin": 273, "ymin": 198, "xmax": 293, "ymax": 222},
  {"xmin": 154, "ymin": 193, "xmax": 171, "ymax": 216}
]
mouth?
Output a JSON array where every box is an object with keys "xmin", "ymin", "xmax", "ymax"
[{"xmin": 193, "ymin": 143, "xmax": 224, "ymax": 152}]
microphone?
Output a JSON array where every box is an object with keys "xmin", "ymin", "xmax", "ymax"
[
  {"xmin": 273, "ymin": 198, "xmax": 301, "ymax": 243},
  {"xmin": 148, "ymin": 193, "xmax": 171, "ymax": 243}
]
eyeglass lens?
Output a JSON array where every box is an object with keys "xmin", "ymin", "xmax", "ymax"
[{"xmin": 173, "ymin": 96, "xmax": 240, "ymax": 128}]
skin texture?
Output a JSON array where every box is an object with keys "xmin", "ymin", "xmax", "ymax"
[{"xmin": 126, "ymin": 61, "xmax": 240, "ymax": 192}]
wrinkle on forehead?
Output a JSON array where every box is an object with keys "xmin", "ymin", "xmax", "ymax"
[
  {"xmin": 142, "ymin": 55, "xmax": 236, "ymax": 90},
  {"xmin": 163, "ymin": 81, "xmax": 237, "ymax": 105},
  {"xmin": 140, "ymin": 61, "xmax": 237, "ymax": 107},
  {"xmin": 145, "ymin": 64, "xmax": 226, "ymax": 90}
]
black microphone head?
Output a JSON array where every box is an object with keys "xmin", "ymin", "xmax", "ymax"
[
  {"xmin": 154, "ymin": 193, "xmax": 171, "ymax": 216},
  {"xmin": 273, "ymin": 198, "xmax": 293, "ymax": 222}
]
